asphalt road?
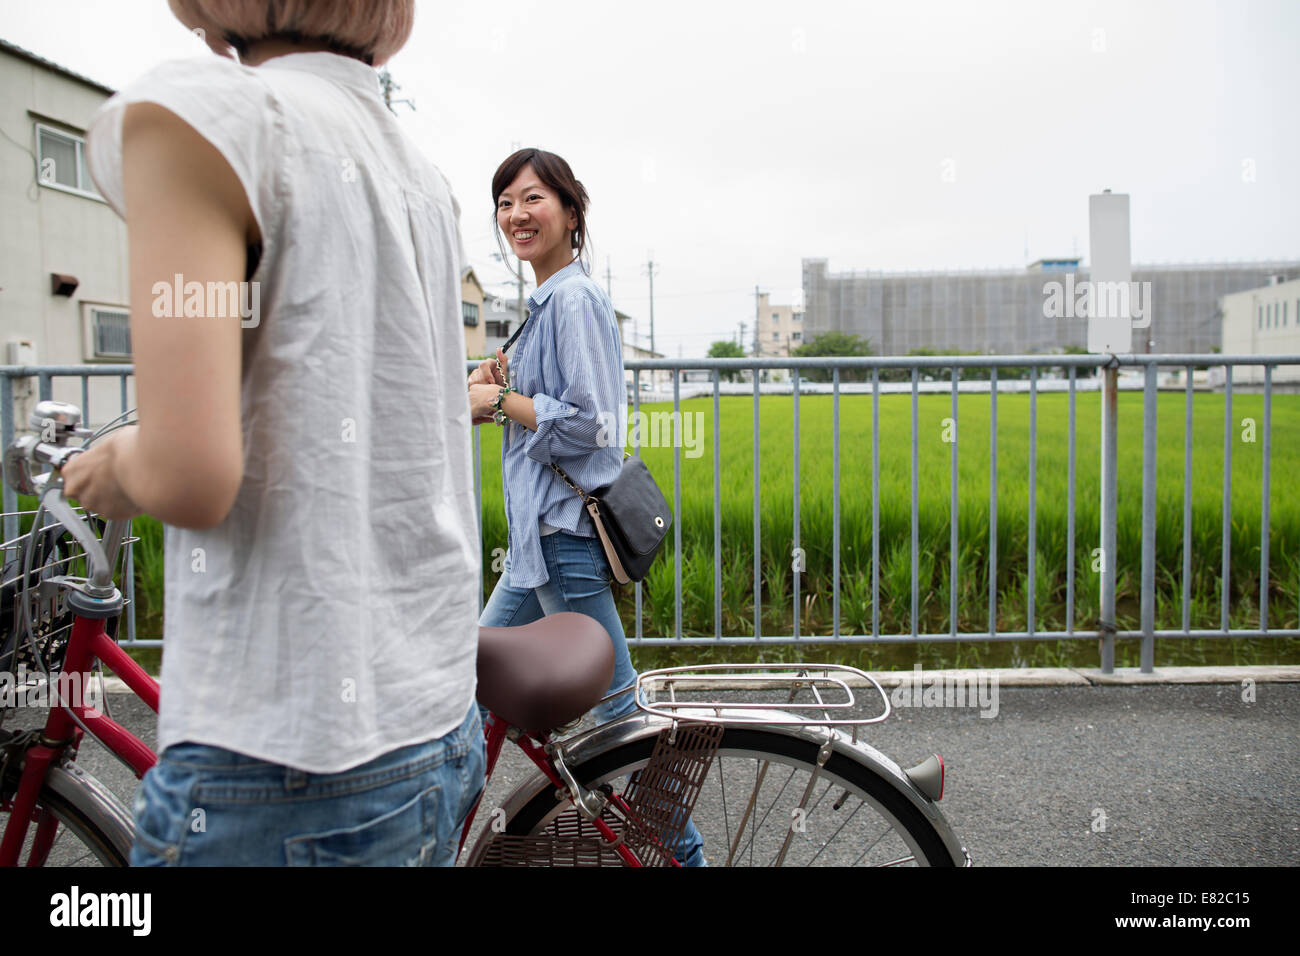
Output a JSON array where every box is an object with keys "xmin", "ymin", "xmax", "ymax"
[{"xmin": 10, "ymin": 680, "xmax": 1299, "ymax": 866}]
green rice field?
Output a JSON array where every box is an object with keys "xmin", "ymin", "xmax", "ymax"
[{"xmin": 474, "ymin": 389, "xmax": 1300, "ymax": 671}]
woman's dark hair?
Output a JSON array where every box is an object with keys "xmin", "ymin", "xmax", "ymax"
[{"xmin": 491, "ymin": 148, "xmax": 591, "ymax": 276}]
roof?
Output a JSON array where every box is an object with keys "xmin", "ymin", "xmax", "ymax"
[
  {"xmin": 460, "ymin": 266, "xmax": 484, "ymax": 296},
  {"xmin": 0, "ymin": 37, "xmax": 116, "ymax": 96}
]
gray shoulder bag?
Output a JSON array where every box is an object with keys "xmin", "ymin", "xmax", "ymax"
[{"xmin": 549, "ymin": 455, "xmax": 672, "ymax": 585}]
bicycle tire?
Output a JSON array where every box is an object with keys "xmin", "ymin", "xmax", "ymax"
[
  {"xmin": 498, "ymin": 726, "xmax": 959, "ymax": 866},
  {"xmin": 0, "ymin": 778, "xmax": 128, "ymax": 867}
]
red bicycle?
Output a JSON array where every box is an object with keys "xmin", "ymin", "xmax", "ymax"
[{"xmin": 2, "ymin": 401, "xmax": 969, "ymax": 867}]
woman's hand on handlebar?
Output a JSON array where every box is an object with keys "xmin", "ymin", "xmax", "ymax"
[{"xmin": 60, "ymin": 429, "xmax": 144, "ymax": 521}]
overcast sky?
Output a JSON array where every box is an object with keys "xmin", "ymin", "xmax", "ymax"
[{"xmin": 4, "ymin": 0, "xmax": 1296, "ymax": 358}]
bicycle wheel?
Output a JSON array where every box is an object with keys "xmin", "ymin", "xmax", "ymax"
[
  {"xmin": 0, "ymin": 782, "xmax": 127, "ymax": 867},
  {"xmin": 501, "ymin": 726, "xmax": 960, "ymax": 866}
]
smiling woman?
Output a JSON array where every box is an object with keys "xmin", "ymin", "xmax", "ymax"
[{"xmin": 465, "ymin": 148, "xmax": 707, "ymax": 866}]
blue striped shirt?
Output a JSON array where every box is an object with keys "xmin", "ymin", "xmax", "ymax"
[{"xmin": 500, "ymin": 258, "xmax": 625, "ymax": 588}]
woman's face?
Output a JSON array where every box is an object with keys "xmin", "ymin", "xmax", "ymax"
[{"xmin": 496, "ymin": 164, "xmax": 577, "ymax": 279}]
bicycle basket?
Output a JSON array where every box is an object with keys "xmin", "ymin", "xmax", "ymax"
[{"xmin": 0, "ymin": 508, "xmax": 131, "ymax": 715}]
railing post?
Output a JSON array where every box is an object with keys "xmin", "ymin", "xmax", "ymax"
[
  {"xmin": 1140, "ymin": 362, "xmax": 1157, "ymax": 672},
  {"xmin": 1099, "ymin": 363, "xmax": 1118, "ymax": 673}
]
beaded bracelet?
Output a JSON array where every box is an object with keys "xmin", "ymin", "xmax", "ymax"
[{"xmin": 491, "ymin": 384, "xmax": 516, "ymax": 425}]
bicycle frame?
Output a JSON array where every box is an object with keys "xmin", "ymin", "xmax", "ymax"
[
  {"xmin": 457, "ymin": 714, "xmax": 668, "ymax": 867},
  {"xmin": 0, "ymin": 609, "xmax": 159, "ymax": 866},
  {"xmin": 2, "ymin": 607, "xmax": 662, "ymax": 867}
]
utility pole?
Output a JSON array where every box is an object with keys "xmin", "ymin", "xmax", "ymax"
[
  {"xmin": 753, "ymin": 285, "xmax": 763, "ymax": 383},
  {"xmin": 378, "ymin": 69, "xmax": 415, "ymax": 114},
  {"xmin": 605, "ymin": 257, "xmax": 613, "ymax": 300},
  {"xmin": 515, "ymin": 254, "xmax": 525, "ymax": 330},
  {"xmin": 645, "ymin": 256, "xmax": 657, "ymax": 358},
  {"xmin": 739, "ymin": 322, "xmax": 746, "ymax": 350}
]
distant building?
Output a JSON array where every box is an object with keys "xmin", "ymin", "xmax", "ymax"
[
  {"xmin": 615, "ymin": 309, "xmax": 672, "ymax": 394},
  {"xmin": 803, "ymin": 256, "xmax": 1300, "ymax": 356},
  {"xmin": 460, "ymin": 266, "xmax": 485, "ymax": 357},
  {"xmin": 756, "ymin": 292, "xmax": 805, "ymax": 359},
  {"xmin": 1221, "ymin": 274, "xmax": 1300, "ymax": 384},
  {"xmin": 0, "ymin": 38, "xmax": 130, "ymax": 428},
  {"xmin": 481, "ymin": 290, "xmax": 521, "ymax": 356}
]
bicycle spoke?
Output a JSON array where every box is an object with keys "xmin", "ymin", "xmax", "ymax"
[
  {"xmin": 848, "ymin": 822, "xmax": 892, "ymax": 867},
  {"xmin": 716, "ymin": 756, "xmax": 731, "ymax": 854},
  {"xmin": 733, "ymin": 762, "xmax": 798, "ymax": 865},
  {"xmin": 805, "ymin": 795, "xmax": 865, "ymax": 865},
  {"xmin": 725, "ymin": 758, "xmax": 768, "ymax": 866}
]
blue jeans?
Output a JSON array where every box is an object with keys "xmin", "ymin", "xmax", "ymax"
[
  {"xmin": 130, "ymin": 702, "xmax": 485, "ymax": 866},
  {"xmin": 478, "ymin": 530, "xmax": 706, "ymax": 866}
]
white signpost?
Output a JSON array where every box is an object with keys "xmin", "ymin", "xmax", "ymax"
[{"xmin": 1087, "ymin": 191, "xmax": 1133, "ymax": 354}]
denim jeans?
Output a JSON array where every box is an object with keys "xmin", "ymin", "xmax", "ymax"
[
  {"xmin": 478, "ymin": 530, "xmax": 706, "ymax": 866},
  {"xmin": 129, "ymin": 701, "xmax": 485, "ymax": 866}
]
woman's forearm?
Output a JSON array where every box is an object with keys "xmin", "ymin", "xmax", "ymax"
[
  {"xmin": 116, "ymin": 423, "xmax": 243, "ymax": 529},
  {"xmin": 501, "ymin": 391, "xmax": 538, "ymax": 431}
]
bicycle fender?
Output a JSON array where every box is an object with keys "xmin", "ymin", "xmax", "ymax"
[{"xmin": 44, "ymin": 761, "xmax": 135, "ymax": 863}]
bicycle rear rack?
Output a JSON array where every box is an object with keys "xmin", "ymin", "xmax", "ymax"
[{"xmin": 633, "ymin": 663, "xmax": 892, "ymax": 728}]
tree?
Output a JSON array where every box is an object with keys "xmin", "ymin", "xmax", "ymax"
[
  {"xmin": 789, "ymin": 331, "xmax": 874, "ymax": 382},
  {"xmin": 1060, "ymin": 344, "xmax": 1094, "ymax": 378},
  {"xmin": 708, "ymin": 340, "xmax": 746, "ymax": 382}
]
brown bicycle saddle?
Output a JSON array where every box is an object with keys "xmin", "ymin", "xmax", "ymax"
[{"xmin": 476, "ymin": 612, "xmax": 615, "ymax": 733}]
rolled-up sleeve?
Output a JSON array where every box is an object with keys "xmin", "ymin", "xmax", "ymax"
[{"xmin": 525, "ymin": 287, "xmax": 623, "ymax": 465}]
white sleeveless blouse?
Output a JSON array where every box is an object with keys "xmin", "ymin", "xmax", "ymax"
[{"xmin": 87, "ymin": 52, "xmax": 480, "ymax": 772}]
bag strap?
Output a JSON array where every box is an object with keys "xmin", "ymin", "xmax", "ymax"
[
  {"xmin": 586, "ymin": 500, "xmax": 631, "ymax": 584},
  {"xmin": 549, "ymin": 452, "xmax": 633, "ymax": 504},
  {"xmin": 549, "ymin": 462, "xmax": 591, "ymax": 502}
]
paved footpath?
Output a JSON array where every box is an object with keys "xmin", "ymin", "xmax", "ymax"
[{"xmin": 25, "ymin": 666, "xmax": 1300, "ymax": 866}]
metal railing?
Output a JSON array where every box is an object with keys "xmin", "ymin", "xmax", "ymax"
[
  {"xmin": 5, "ymin": 355, "xmax": 1299, "ymax": 670},
  {"xmin": 475, "ymin": 353, "xmax": 1297, "ymax": 673}
]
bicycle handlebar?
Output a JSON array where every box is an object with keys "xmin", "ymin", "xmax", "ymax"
[{"xmin": 4, "ymin": 401, "xmax": 129, "ymax": 593}]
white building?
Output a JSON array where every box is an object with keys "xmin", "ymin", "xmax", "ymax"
[
  {"xmin": 0, "ymin": 38, "xmax": 132, "ymax": 429},
  {"xmin": 1221, "ymin": 275, "xmax": 1300, "ymax": 384}
]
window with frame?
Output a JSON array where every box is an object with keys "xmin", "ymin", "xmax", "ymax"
[
  {"xmin": 36, "ymin": 124, "xmax": 101, "ymax": 199},
  {"xmin": 84, "ymin": 306, "xmax": 131, "ymax": 359},
  {"xmin": 462, "ymin": 302, "xmax": 479, "ymax": 326}
]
